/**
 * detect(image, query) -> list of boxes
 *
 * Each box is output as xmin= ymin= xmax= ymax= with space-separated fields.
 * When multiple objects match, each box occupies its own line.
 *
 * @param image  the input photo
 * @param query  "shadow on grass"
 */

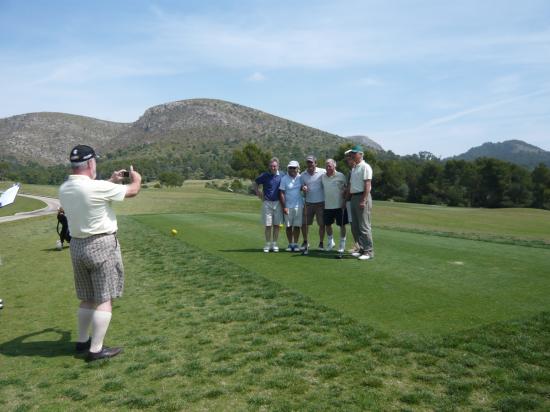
xmin=218 ymin=249 xmax=349 ymax=260
xmin=0 ymin=328 xmax=74 ymax=358
xmin=219 ymin=248 xmax=268 ymax=253
xmin=40 ymin=247 xmax=70 ymax=253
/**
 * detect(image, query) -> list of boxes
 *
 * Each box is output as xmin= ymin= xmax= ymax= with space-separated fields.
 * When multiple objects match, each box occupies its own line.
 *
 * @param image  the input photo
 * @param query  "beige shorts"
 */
xmin=284 ymin=206 xmax=303 ymax=227
xmin=304 ymin=202 xmax=324 ymax=226
xmin=262 ymin=200 xmax=283 ymax=226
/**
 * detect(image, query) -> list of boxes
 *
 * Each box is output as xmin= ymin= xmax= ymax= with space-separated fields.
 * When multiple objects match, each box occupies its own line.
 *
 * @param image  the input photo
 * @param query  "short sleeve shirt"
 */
xmin=59 ymin=175 xmax=127 ymax=238
xmin=321 ymin=171 xmax=347 ymax=209
xmin=301 ymin=167 xmax=326 ymax=203
xmin=255 ymin=171 xmax=281 ymax=201
xmin=279 ymin=174 xmax=303 ymax=208
xmin=350 ymin=161 xmax=373 ymax=194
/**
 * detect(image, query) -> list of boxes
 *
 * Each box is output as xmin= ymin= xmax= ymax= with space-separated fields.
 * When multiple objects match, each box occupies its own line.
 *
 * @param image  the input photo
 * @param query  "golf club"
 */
xmin=335 ymin=206 xmax=345 ymax=259
xmin=301 ymin=200 xmax=309 ymax=256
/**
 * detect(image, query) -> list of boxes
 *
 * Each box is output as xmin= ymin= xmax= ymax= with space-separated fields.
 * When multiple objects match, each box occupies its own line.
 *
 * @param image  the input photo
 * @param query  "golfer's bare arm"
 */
xmin=253 ymin=182 xmax=263 ymax=200
xmin=360 ymin=179 xmax=371 ymax=208
xmin=125 ymin=171 xmax=142 ymax=198
xmin=279 ymin=190 xmax=288 ymax=214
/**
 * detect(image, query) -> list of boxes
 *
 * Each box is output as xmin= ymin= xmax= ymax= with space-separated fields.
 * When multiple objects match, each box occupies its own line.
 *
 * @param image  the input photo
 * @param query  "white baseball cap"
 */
xmin=287 ymin=160 xmax=300 ymax=168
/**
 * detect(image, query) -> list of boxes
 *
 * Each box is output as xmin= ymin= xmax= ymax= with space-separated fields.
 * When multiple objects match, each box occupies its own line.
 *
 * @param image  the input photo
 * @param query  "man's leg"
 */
xmin=292 ymin=226 xmax=301 ymax=244
xmin=264 ymin=226 xmax=272 ymax=243
xmin=350 ymin=196 xmax=361 ymax=251
xmin=339 ymin=223 xmax=347 ymax=239
xmin=316 ymin=204 xmax=325 ymax=247
xmin=338 ymin=209 xmax=347 ymax=252
xmin=80 ymin=300 xmax=113 ymax=353
xmin=359 ymin=195 xmax=374 ymax=256
xmin=285 ymin=226 xmax=293 ymax=244
xmin=77 ymin=302 xmax=95 ymax=345
xmin=272 ymin=224 xmax=280 ymax=243
xmin=301 ymin=203 xmax=310 ymax=249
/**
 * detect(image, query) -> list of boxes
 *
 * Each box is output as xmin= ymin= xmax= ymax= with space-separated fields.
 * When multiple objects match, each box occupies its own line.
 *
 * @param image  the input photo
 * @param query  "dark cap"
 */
xmin=69 ymin=145 xmax=97 ymax=162
xmin=305 ymin=155 xmax=316 ymax=162
xmin=350 ymin=145 xmax=364 ymax=154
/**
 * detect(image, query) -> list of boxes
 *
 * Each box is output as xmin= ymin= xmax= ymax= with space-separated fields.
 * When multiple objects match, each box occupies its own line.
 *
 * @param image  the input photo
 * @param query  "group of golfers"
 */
xmin=253 ymin=145 xmax=374 ymax=261
xmin=56 ymin=142 xmax=373 ymax=363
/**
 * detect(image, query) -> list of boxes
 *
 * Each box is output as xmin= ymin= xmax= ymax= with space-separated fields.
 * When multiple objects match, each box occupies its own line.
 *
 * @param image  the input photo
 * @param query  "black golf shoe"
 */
xmin=75 ymin=338 xmax=91 ymax=354
xmin=86 ymin=346 xmax=122 ymax=362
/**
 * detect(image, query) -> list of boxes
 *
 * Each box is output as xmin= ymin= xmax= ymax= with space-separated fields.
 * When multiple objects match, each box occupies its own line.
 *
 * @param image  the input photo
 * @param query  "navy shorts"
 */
xmin=323 ymin=208 xmax=348 ymax=226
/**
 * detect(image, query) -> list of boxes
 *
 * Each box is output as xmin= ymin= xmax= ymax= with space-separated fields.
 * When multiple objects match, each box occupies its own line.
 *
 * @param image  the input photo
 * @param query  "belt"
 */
xmin=351 ymin=192 xmax=364 ymax=196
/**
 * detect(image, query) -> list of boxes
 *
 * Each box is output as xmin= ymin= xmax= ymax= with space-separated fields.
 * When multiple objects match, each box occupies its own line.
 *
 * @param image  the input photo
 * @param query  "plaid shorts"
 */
xmin=70 ymin=233 xmax=124 ymax=303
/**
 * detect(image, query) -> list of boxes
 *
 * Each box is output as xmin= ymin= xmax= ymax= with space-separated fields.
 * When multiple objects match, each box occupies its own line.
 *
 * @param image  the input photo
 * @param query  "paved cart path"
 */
xmin=0 ymin=194 xmax=60 ymax=223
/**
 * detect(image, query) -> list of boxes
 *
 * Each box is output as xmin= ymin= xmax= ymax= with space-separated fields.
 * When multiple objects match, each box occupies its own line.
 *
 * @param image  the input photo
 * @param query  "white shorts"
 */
xmin=262 ymin=200 xmax=283 ymax=226
xmin=284 ymin=206 xmax=303 ymax=227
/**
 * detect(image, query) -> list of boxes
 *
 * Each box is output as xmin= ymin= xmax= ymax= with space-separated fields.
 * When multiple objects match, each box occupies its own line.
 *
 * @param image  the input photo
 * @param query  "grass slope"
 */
xmin=1 ymin=216 xmax=548 ymax=411
xmin=1 ymin=183 xmax=549 ymax=410
xmin=0 ymin=196 xmax=45 ymax=217
xmin=136 ymin=212 xmax=550 ymax=336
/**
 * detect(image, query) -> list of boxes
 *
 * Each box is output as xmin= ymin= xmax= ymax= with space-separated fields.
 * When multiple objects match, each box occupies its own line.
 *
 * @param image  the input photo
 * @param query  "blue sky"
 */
xmin=1 ymin=0 xmax=549 ymax=157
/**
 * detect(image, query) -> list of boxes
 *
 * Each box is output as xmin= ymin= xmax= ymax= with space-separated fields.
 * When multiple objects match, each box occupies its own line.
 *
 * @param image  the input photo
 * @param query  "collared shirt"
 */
xmin=280 ymin=174 xmax=303 ymax=208
xmin=59 ymin=175 xmax=127 ymax=238
xmin=255 ymin=171 xmax=281 ymax=201
xmin=350 ymin=160 xmax=373 ymax=194
xmin=301 ymin=167 xmax=326 ymax=203
xmin=321 ymin=171 xmax=347 ymax=209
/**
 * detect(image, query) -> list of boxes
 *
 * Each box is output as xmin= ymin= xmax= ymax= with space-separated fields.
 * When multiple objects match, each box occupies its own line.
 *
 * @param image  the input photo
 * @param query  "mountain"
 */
xmin=0 ymin=113 xmax=130 ymax=165
xmin=344 ymin=135 xmax=384 ymax=152
xmin=0 ymin=99 xmax=383 ymax=167
xmin=451 ymin=140 xmax=550 ymax=169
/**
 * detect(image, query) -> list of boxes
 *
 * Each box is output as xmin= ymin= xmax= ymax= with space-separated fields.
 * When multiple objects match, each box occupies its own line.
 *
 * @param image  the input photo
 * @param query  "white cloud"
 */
xmin=247 ymin=72 xmax=266 ymax=82
xmin=357 ymin=77 xmax=383 ymax=87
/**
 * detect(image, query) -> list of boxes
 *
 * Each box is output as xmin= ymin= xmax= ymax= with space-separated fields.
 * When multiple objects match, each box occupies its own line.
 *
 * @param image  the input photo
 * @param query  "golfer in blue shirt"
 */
xmin=253 ymin=157 xmax=283 ymax=252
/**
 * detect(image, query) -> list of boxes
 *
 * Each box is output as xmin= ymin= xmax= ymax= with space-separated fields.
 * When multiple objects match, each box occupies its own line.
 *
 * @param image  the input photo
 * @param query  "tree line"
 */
xmin=1 ymin=142 xmax=550 ymax=210
xmin=230 ymin=143 xmax=550 ymax=210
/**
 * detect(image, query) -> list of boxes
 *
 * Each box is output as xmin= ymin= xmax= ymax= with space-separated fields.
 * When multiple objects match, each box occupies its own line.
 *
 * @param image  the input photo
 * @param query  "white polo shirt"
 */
xmin=350 ymin=161 xmax=373 ymax=194
xmin=301 ymin=167 xmax=326 ymax=203
xmin=59 ymin=175 xmax=127 ymax=238
xmin=321 ymin=171 xmax=347 ymax=209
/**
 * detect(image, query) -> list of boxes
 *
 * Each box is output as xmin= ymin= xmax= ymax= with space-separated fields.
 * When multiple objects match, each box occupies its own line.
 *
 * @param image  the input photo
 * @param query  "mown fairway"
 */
xmin=1 ymin=182 xmax=549 ymax=411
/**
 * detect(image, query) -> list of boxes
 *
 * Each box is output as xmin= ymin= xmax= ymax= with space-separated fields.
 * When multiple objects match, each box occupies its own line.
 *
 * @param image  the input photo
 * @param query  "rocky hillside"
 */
xmin=0 ymin=113 xmax=130 ymax=165
xmin=0 ymin=99 xmax=383 ymax=167
xmin=345 ymin=135 xmax=384 ymax=151
xmin=451 ymin=139 xmax=550 ymax=169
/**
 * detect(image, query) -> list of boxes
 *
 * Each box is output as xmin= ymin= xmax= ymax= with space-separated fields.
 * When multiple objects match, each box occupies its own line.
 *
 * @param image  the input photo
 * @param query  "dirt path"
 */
xmin=0 ymin=194 xmax=60 ymax=223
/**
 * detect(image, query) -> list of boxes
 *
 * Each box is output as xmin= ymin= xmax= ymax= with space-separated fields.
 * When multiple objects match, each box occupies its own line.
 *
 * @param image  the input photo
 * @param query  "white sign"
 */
xmin=0 ymin=183 xmax=20 ymax=207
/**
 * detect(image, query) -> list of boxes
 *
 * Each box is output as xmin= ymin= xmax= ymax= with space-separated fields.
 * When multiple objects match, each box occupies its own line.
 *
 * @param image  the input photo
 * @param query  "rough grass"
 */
xmin=1 ymin=183 xmax=549 ymax=410
xmin=1 ymin=216 xmax=549 ymax=411
xmin=0 ymin=195 xmax=45 ymax=217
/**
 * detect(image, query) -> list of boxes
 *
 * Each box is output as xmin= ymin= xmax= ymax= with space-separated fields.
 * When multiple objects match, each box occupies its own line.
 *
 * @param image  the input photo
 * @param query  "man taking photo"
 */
xmin=59 ymin=145 xmax=141 ymax=361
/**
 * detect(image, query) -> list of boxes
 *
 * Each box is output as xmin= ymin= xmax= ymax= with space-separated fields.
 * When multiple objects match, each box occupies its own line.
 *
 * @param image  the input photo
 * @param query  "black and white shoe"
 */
xmin=86 ymin=346 xmax=122 ymax=362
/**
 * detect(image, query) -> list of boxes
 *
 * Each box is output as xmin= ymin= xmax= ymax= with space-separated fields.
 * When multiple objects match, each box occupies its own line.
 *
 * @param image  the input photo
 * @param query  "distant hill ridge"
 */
xmin=0 ymin=98 xmax=383 ymax=166
xmin=451 ymin=139 xmax=550 ymax=169
xmin=344 ymin=135 xmax=384 ymax=151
